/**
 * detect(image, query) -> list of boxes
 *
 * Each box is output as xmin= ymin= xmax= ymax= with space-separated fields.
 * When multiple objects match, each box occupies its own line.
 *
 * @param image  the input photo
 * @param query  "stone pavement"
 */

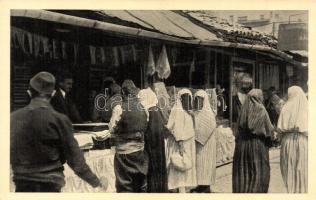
xmin=211 ymin=148 xmax=287 ymax=193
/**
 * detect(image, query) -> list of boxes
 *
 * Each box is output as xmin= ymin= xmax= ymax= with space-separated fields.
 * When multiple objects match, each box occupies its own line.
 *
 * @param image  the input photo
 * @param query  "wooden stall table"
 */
xmin=10 ymin=149 xmax=116 ymax=193
xmin=62 ymin=149 xmax=116 ymax=192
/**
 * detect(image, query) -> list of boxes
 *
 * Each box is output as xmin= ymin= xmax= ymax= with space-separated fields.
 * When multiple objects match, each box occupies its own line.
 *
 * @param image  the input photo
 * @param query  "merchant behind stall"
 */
xmin=109 ymin=79 xmax=149 ymax=192
xmin=10 ymin=72 xmax=108 ymax=192
xmin=50 ymin=72 xmax=83 ymax=123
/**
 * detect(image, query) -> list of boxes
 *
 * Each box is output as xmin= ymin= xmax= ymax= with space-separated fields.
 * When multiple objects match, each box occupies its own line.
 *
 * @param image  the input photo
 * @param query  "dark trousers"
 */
xmin=15 ymin=180 xmax=62 ymax=192
xmin=114 ymin=150 xmax=148 ymax=193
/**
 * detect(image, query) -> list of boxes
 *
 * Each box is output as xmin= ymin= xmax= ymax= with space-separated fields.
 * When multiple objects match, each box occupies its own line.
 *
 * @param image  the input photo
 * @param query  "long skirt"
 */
xmin=280 ymin=132 xmax=308 ymax=193
xmin=196 ymin=133 xmax=216 ymax=185
xmin=145 ymin=109 xmax=168 ymax=192
xmin=166 ymin=135 xmax=197 ymax=190
xmin=232 ymin=133 xmax=270 ymax=193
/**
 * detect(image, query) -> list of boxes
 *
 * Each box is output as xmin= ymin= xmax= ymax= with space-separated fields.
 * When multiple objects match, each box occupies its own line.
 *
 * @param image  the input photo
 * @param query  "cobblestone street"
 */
xmin=212 ymin=148 xmax=287 ymax=193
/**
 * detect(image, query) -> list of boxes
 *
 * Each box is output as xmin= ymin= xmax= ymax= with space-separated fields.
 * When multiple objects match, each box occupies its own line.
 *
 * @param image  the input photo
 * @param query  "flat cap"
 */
xmin=29 ymin=71 xmax=56 ymax=94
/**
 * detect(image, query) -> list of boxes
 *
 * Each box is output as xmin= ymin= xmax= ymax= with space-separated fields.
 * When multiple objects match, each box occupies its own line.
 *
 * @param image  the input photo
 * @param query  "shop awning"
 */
xmin=288 ymin=50 xmax=308 ymax=58
xmin=11 ymin=9 xmax=304 ymax=67
xmin=98 ymin=10 xmax=220 ymax=41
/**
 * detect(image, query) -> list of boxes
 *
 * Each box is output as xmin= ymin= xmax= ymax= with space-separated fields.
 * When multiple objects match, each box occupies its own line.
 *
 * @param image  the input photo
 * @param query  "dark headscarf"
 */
xmin=238 ymin=89 xmax=274 ymax=137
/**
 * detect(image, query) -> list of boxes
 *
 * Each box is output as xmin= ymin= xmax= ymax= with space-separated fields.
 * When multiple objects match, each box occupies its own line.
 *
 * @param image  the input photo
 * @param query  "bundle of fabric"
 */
xmin=74 ymin=133 xmax=94 ymax=150
xmin=214 ymin=126 xmax=235 ymax=165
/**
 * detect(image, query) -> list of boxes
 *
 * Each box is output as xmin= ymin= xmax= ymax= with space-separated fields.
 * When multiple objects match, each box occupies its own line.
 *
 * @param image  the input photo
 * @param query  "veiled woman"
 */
xmin=277 ymin=86 xmax=308 ymax=193
xmin=166 ymin=88 xmax=197 ymax=192
xmin=138 ymin=87 xmax=168 ymax=193
xmin=232 ymin=89 xmax=274 ymax=193
xmin=191 ymin=90 xmax=217 ymax=193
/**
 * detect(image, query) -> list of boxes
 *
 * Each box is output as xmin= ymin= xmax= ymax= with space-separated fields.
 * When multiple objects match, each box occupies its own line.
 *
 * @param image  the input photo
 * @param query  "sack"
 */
xmin=170 ymin=152 xmax=192 ymax=172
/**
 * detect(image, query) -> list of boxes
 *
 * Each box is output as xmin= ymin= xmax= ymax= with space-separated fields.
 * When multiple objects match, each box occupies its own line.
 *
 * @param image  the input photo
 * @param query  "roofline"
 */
xmin=11 ymin=9 xmax=303 ymax=67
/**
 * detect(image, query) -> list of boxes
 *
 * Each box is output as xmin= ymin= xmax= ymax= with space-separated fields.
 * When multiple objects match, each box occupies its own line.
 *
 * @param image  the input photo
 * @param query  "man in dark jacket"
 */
xmin=10 ymin=72 xmax=108 ymax=192
xmin=50 ymin=72 xmax=82 ymax=123
xmin=108 ymin=79 xmax=148 ymax=192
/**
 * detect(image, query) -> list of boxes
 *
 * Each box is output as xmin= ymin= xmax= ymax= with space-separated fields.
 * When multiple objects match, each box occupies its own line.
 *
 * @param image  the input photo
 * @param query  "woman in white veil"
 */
xmin=166 ymin=88 xmax=197 ymax=192
xmin=191 ymin=90 xmax=217 ymax=193
xmin=277 ymin=86 xmax=308 ymax=193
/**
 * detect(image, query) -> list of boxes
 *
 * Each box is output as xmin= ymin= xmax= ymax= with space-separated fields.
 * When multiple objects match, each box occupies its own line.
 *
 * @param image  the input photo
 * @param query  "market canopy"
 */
xmin=11 ymin=9 xmax=304 ymax=67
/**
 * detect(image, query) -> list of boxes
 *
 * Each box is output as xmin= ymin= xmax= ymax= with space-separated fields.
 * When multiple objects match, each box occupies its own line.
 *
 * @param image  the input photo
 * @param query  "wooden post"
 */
xmin=229 ymin=56 xmax=233 ymax=127
xmin=205 ymin=49 xmax=211 ymax=88
xmin=214 ymin=51 xmax=217 ymax=87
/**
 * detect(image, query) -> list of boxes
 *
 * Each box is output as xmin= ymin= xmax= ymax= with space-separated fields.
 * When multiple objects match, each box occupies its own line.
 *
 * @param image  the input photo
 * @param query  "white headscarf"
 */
xmin=138 ymin=87 xmax=158 ymax=121
xmin=194 ymin=90 xmax=217 ymax=145
xmin=167 ymin=88 xmax=195 ymax=141
xmin=278 ymin=86 xmax=308 ymax=133
xmin=138 ymin=87 xmax=158 ymax=110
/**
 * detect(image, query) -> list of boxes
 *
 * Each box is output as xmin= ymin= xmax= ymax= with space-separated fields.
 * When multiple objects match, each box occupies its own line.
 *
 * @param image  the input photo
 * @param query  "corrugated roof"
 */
xmin=98 ymin=10 xmax=221 ymax=41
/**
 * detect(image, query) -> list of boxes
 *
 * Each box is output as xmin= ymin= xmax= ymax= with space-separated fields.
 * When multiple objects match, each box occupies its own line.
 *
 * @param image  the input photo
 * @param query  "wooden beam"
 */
xmin=229 ymin=55 xmax=233 ymax=127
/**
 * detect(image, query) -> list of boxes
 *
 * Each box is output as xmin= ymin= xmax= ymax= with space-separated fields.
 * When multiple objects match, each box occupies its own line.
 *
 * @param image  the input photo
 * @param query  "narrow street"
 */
xmin=212 ymin=148 xmax=287 ymax=193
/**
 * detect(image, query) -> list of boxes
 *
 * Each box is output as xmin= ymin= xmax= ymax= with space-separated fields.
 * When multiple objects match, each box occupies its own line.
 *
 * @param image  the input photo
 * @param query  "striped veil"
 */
xmin=238 ymin=89 xmax=274 ymax=137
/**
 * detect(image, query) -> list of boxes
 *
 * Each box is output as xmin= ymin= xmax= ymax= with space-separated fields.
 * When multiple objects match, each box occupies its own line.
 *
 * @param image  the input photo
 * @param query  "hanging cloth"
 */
xmin=147 ymin=44 xmax=156 ymax=76
xmin=27 ymin=32 xmax=33 ymax=55
xmin=89 ymin=45 xmax=96 ymax=65
xmin=156 ymin=45 xmax=171 ymax=79
xmin=100 ymin=47 xmax=106 ymax=63
xmin=61 ymin=41 xmax=67 ymax=60
xmin=189 ymin=52 xmax=196 ymax=87
xmin=112 ymin=47 xmax=120 ymax=67
xmin=74 ymin=43 xmax=79 ymax=64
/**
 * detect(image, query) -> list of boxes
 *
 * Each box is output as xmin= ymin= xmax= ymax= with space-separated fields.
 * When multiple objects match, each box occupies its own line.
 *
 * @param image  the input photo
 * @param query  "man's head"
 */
xmin=268 ymin=86 xmax=276 ymax=96
xmin=239 ymin=73 xmax=253 ymax=94
xmin=28 ymin=71 xmax=56 ymax=99
xmin=57 ymin=72 xmax=73 ymax=93
xmin=109 ymin=83 xmax=122 ymax=96
xmin=121 ymin=79 xmax=139 ymax=96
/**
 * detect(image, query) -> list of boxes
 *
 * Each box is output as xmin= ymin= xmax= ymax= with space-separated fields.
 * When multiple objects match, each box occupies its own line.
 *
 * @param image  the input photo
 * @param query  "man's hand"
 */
xmin=99 ymin=176 xmax=108 ymax=191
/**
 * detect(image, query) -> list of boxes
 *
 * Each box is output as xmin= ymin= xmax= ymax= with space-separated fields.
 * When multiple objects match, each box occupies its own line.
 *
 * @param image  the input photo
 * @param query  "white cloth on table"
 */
xmin=74 ymin=134 xmax=94 ymax=149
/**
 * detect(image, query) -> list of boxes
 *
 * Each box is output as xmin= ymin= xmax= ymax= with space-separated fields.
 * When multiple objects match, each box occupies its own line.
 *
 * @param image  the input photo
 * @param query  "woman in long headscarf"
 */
xmin=232 ymin=89 xmax=274 ymax=193
xmin=166 ymin=88 xmax=197 ymax=192
xmin=277 ymin=86 xmax=308 ymax=193
xmin=191 ymin=90 xmax=217 ymax=193
xmin=138 ymin=87 xmax=168 ymax=193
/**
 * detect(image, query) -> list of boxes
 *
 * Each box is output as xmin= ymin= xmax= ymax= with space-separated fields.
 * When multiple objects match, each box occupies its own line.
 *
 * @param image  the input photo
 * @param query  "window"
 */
xmin=238 ymin=16 xmax=248 ymax=22
xmin=229 ymin=15 xmax=234 ymax=23
xmin=260 ymin=15 xmax=265 ymax=20
xmin=275 ymin=13 xmax=279 ymax=19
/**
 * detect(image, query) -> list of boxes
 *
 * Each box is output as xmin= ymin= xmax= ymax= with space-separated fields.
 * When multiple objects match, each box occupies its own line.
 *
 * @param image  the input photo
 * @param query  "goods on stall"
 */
xmin=74 ymin=133 xmax=94 ymax=150
xmin=214 ymin=126 xmax=235 ymax=165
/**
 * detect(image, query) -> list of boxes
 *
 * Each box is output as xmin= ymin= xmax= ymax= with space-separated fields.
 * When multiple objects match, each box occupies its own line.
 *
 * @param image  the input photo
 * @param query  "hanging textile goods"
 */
xmin=156 ymin=45 xmax=171 ymax=79
xmin=89 ymin=45 xmax=97 ymax=65
xmin=119 ymin=45 xmax=137 ymax=64
xmin=189 ymin=52 xmax=196 ymax=87
xmin=146 ymin=44 xmax=156 ymax=76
